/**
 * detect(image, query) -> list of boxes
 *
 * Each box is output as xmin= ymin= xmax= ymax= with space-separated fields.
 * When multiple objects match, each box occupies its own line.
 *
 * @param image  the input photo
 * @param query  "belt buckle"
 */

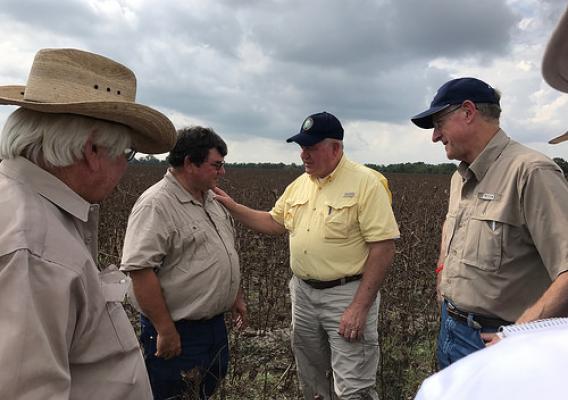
xmin=467 ymin=314 xmax=482 ymax=330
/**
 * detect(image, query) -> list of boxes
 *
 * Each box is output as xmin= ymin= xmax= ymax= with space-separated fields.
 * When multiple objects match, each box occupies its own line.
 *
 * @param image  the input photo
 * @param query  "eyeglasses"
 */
xmin=432 ymin=105 xmax=462 ymax=130
xmin=209 ymin=160 xmax=225 ymax=171
xmin=123 ymin=147 xmax=137 ymax=162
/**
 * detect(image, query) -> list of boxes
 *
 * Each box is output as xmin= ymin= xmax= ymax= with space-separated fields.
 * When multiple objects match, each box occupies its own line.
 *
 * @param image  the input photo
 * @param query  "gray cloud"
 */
xmin=0 ymin=0 xmax=566 ymax=163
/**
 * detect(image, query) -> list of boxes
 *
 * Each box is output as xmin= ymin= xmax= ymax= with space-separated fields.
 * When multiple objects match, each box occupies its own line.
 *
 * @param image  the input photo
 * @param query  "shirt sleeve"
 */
xmin=269 ymin=188 xmax=289 ymax=226
xmin=358 ymin=174 xmax=400 ymax=242
xmin=120 ymin=202 xmax=170 ymax=271
xmin=0 ymin=250 xmax=81 ymax=399
xmin=523 ymin=167 xmax=568 ymax=278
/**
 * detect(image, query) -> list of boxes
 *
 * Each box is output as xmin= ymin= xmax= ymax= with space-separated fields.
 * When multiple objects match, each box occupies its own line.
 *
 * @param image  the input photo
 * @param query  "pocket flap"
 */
xmin=100 ymin=265 xmax=129 ymax=303
xmin=285 ymin=196 xmax=309 ymax=208
xmin=325 ymin=197 xmax=357 ymax=210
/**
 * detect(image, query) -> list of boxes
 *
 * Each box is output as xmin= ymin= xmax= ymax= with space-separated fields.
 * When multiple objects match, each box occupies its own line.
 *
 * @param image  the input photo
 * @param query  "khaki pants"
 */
xmin=289 ymin=276 xmax=380 ymax=400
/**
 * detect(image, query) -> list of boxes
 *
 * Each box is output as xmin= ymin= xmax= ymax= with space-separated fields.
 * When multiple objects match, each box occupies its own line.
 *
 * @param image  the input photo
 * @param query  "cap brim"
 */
xmin=410 ymin=104 xmax=450 ymax=129
xmin=286 ymin=132 xmax=324 ymax=146
xmin=0 ymin=85 xmax=176 ymax=154
xmin=543 ymin=6 xmax=568 ymax=93
xmin=549 ymin=131 xmax=568 ymax=144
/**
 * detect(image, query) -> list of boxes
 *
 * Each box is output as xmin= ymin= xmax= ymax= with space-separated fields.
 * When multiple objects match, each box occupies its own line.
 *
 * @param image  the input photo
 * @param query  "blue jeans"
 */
xmin=140 ymin=314 xmax=229 ymax=400
xmin=437 ymin=300 xmax=498 ymax=369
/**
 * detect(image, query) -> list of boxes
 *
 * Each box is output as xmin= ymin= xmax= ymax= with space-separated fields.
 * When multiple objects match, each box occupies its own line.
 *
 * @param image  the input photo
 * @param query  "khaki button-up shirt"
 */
xmin=0 ymin=157 xmax=151 ymax=400
xmin=270 ymin=156 xmax=400 ymax=281
xmin=121 ymin=170 xmax=240 ymax=321
xmin=440 ymin=130 xmax=568 ymax=321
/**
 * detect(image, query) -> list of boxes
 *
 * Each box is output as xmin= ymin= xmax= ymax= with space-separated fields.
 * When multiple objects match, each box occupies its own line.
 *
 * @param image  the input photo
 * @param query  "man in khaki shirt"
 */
xmin=120 ymin=126 xmax=246 ymax=400
xmin=415 ymin=7 xmax=568 ymax=399
xmin=0 ymin=48 xmax=176 ymax=399
xmin=411 ymin=77 xmax=568 ymax=368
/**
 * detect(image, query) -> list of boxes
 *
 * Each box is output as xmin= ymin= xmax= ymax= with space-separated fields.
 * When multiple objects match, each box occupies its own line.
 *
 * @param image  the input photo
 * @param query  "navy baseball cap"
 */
xmin=411 ymin=78 xmax=500 ymax=129
xmin=286 ymin=111 xmax=344 ymax=146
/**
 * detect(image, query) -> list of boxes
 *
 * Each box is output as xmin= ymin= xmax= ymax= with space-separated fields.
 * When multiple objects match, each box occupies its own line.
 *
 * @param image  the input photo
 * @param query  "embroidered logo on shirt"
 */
xmin=343 ymin=192 xmax=355 ymax=198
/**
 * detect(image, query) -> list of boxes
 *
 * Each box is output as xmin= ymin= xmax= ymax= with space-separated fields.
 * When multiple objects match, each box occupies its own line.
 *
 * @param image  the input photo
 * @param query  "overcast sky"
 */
xmin=1 ymin=0 xmax=567 ymax=164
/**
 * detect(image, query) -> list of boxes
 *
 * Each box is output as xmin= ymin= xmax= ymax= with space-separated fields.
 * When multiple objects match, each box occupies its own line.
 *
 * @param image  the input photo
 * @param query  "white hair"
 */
xmin=323 ymin=138 xmax=344 ymax=150
xmin=0 ymin=108 xmax=132 ymax=167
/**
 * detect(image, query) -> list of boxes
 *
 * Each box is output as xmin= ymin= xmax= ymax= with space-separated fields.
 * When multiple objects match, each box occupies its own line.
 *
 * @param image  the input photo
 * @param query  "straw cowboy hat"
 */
xmin=543 ymin=7 xmax=568 ymax=144
xmin=0 ymin=48 xmax=176 ymax=154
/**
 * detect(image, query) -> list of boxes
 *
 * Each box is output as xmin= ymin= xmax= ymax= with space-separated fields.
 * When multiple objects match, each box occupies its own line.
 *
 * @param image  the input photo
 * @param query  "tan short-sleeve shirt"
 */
xmin=121 ymin=170 xmax=240 ymax=321
xmin=0 ymin=157 xmax=151 ymax=400
xmin=440 ymin=130 xmax=568 ymax=321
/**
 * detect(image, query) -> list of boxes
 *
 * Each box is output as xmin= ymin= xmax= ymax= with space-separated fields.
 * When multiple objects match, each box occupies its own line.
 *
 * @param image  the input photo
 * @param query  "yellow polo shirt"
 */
xmin=270 ymin=156 xmax=400 ymax=281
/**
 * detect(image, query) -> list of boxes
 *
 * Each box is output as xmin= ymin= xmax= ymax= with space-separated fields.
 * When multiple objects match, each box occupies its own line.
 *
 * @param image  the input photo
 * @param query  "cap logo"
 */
xmin=302 ymin=117 xmax=313 ymax=131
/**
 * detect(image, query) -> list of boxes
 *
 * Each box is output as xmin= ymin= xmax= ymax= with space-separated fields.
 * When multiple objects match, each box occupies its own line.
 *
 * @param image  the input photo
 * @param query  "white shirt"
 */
xmin=415 ymin=325 xmax=568 ymax=400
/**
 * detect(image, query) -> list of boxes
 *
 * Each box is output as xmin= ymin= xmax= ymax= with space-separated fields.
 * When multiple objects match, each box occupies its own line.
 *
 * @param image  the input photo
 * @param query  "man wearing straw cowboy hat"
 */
xmin=0 ymin=48 xmax=176 ymax=399
xmin=414 ymin=5 xmax=568 ymax=400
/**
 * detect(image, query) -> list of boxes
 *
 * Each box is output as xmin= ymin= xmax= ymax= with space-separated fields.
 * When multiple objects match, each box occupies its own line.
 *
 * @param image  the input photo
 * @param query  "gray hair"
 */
xmin=0 ymin=108 xmax=132 ymax=167
xmin=323 ymin=138 xmax=344 ymax=150
xmin=476 ymin=88 xmax=502 ymax=122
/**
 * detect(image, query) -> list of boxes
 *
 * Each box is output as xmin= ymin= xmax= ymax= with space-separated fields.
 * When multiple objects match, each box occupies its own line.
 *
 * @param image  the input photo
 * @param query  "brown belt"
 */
xmin=446 ymin=303 xmax=512 ymax=330
xmin=302 ymin=274 xmax=362 ymax=290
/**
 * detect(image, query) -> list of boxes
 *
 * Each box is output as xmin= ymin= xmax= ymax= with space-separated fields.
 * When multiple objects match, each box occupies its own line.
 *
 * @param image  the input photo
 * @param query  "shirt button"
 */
xmin=304 ymin=250 xmax=307 ymax=254
xmin=312 ymin=208 xmax=316 ymax=211
xmin=307 ymin=228 xmax=310 ymax=232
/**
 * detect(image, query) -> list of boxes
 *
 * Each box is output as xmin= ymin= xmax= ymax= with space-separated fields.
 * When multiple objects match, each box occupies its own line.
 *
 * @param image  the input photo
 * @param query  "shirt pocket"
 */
xmin=443 ymin=214 xmax=457 ymax=257
xmin=284 ymin=196 xmax=309 ymax=233
xmin=177 ymin=223 xmax=212 ymax=273
xmin=98 ymin=267 xmax=140 ymax=352
xmin=323 ymin=198 xmax=358 ymax=239
xmin=462 ymin=209 xmax=510 ymax=272
xmin=105 ymin=301 xmax=140 ymax=352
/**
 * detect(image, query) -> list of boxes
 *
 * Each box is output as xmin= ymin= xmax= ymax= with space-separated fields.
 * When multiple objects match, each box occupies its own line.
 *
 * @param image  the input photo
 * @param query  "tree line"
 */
xmin=132 ymin=155 xmax=568 ymax=176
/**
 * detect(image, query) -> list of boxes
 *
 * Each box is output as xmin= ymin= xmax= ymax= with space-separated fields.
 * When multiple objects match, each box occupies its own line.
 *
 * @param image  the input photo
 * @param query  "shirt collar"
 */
xmin=0 ymin=157 xmax=92 ymax=222
xmin=309 ymin=154 xmax=347 ymax=185
xmin=165 ymin=169 xmax=212 ymax=206
xmin=458 ymin=129 xmax=509 ymax=182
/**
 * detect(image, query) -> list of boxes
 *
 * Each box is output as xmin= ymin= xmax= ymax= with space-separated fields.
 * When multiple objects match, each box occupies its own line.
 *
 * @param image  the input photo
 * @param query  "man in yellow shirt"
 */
xmin=214 ymin=111 xmax=399 ymax=400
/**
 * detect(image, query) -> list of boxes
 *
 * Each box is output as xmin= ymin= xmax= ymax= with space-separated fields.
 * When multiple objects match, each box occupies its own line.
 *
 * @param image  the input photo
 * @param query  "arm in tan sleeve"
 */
xmin=0 ymin=251 xmax=75 ymax=399
xmin=436 ymin=218 xmax=449 ymax=304
xmin=212 ymin=187 xmax=286 ymax=235
xmin=516 ymin=167 xmax=568 ymax=322
xmin=129 ymin=269 xmax=181 ymax=359
xmin=337 ymin=239 xmax=395 ymax=341
xmin=516 ymin=271 xmax=568 ymax=323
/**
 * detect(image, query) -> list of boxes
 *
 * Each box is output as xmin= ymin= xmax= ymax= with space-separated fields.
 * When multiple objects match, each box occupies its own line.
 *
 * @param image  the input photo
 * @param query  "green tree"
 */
xmin=553 ymin=157 xmax=568 ymax=175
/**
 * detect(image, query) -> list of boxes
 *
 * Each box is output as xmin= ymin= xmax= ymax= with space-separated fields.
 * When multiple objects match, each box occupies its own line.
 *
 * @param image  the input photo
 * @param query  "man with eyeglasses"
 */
xmin=120 ymin=126 xmax=246 ymax=400
xmin=0 ymin=48 xmax=176 ymax=399
xmin=411 ymin=77 xmax=568 ymax=368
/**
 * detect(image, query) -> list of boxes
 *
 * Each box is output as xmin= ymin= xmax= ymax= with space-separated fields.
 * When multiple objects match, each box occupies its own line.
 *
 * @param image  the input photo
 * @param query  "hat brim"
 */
xmin=549 ymin=131 xmax=568 ymax=144
xmin=0 ymin=85 xmax=176 ymax=154
xmin=410 ymin=104 xmax=451 ymax=129
xmin=286 ymin=132 xmax=324 ymax=146
xmin=543 ymin=6 xmax=568 ymax=93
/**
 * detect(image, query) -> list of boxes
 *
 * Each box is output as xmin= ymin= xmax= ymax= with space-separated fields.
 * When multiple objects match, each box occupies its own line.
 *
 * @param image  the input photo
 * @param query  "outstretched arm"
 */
xmin=213 ymin=187 xmax=286 ymax=235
